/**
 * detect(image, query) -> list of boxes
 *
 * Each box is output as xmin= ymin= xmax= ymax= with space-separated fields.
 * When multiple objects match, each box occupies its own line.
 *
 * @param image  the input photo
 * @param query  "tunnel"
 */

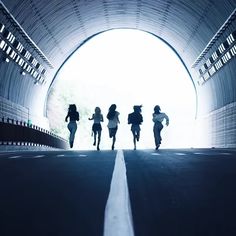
xmin=1 ymin=1 xmax=236 ymax=235
xmin=0 ymin=0 xmax=236 ymax=148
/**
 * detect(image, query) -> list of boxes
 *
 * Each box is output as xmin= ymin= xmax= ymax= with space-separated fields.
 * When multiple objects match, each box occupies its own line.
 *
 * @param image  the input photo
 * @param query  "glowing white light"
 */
xmin=49 ymin=29 xmax=196 ymax=150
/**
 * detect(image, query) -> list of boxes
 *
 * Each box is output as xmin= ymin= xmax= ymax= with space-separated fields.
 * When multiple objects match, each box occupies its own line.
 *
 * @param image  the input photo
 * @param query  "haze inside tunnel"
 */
xmin=47 ymin=29 xmax=197 ymax=150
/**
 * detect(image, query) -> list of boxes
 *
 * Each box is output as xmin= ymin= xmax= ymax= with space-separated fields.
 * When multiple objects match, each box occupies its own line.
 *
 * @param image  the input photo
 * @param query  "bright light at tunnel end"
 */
xmin=47 ymin=29 xmax=197 ymax=150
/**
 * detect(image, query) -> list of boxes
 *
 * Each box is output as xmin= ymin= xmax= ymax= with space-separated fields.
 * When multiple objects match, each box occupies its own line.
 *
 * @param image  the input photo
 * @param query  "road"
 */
xmin=0 ymin=148 xmax=236 ymax=236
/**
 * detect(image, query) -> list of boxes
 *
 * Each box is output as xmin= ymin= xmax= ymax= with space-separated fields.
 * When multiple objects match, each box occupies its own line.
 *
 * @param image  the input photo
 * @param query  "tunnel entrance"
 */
xmin=47 ymin=29 xmax=197 ymax=150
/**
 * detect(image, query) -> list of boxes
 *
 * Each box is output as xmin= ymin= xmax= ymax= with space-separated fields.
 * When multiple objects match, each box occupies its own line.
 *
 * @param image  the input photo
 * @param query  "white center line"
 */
xmin=103 ymin=150 xmax=134 ymax=236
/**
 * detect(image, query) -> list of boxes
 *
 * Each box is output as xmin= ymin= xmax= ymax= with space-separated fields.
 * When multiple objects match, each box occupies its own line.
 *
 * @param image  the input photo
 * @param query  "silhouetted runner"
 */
xmin=152 ymin=105 xmax=169 ymax=150
xmin=88 ymin=107 xmax=104 ymax=150
xmin=107 ymin=104 xmax=120 ymax=150
xmin=65 ymin=104 xmax=79 ymax=148
xmin=128 ymin=105 xmax=143 ymax=150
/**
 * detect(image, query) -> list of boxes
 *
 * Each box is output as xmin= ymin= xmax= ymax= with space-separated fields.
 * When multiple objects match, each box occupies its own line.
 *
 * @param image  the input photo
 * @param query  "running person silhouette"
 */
xmin=88 ymin=107 xmax=104 ymax=150
xmin=65 ymin=104 xmax=80 ymax=148
xmin=128 ymin=105 xmax=143 ymax=150
xmin=107 ymin=104 xmax=120 ymax=150
xmin=152 ymin=105 xmax=169 ymax=150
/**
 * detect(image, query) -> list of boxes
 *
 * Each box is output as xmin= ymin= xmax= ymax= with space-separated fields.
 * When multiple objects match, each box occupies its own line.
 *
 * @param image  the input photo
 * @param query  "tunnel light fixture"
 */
xmin=36 ymin=74 xmax=41 ymax=81
xmin=215 ymin=59 xmax=223 ymax=70
xmin=39 ymin=76 xmax=44 ymax=83
xmin=0 ymin=23 xmax=5 ymax=33
xmin=7 ymin=32 xmax=15 ymax=44
xmin=0 ymin=39 xmax=6 ymax=49
xmin=33 ymin=71 xmax=38 ymax=78
xmin=14 ymin=41 xmax=24 ymax=53
xmin=37 ymin=75 xmax=42 ymax=82
xmin=34 ymin=75 xmax=45 ymax=85
xmin=206 ymin=58 xmax=212 ymax=68
xmin=23 ymin=62 xmax=28 ymax=70
xmin=200 ymin=64 xmax=206 ymax=73
xmin=2 ymin=43 xmax=7 ymax=51
xmin=5 ymin=46 xmax=11 ymax=55
xmin=209 ymin=65 xmax=216 ymax=76
xmin=30 ymin=68 xmax=35 ymax=75
xmin=222 ymin=51 xmax=232 ymax=64
xmin=24 ymin=51 xmax=31 ymax=60
xmin=227 ymin=33 xmax=235 ymax=45
xmin=26 ymin=65 xmax=32 ymax=72
xmin=218 ymin=43 xmax=226 ymax=54
xmin=32 ymin=58 xmax=38 ymax=67
xmin=203 ymin=72 xmax=210 ymax=81
xmin=18 ymin=58 xmax=25 ymax=67
xmin=230 ymin=45 xmax=236 ymax=56
xmin=0 ymin=22 xmax=48 ymax=86
xmin=197 ymin=29 xmax=236 ymax=86
xmin=212 ymin=51 xmax=219 ymax=61
xmin=9 ymin=50 xmax=17 ymax=59
xmin=38 ymin=64 xmax=43 ymax=72
xmin=15 ymin=55 xmax=20 ymax=63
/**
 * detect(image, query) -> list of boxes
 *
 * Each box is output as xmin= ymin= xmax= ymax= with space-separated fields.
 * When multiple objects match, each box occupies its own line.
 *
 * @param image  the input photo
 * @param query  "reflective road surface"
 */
xmin=0 ymin=148 xmax=236 ymax=236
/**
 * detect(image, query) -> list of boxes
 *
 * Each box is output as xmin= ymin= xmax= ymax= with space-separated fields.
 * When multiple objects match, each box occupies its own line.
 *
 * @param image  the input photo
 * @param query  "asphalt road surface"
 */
xmin=0 ymin=148 xmax=236 ymax=236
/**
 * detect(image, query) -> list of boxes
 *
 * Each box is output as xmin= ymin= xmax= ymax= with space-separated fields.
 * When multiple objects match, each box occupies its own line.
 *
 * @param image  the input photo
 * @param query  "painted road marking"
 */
xmin=151 ymin=153 xmax=160 ymax=156
xmin=79 ymin=154 xmax=87 ymax=157
xmin=33 ymin=155 xmax=45 ymax=158
xmin=175 ymin=153 xmax=186 ymax=156
xmin=221 ymin=153 xmax=232 ymax=155
xmin=56 ymin=154 xmax=65 ymax=157
xmin=193 ymin=152 xmax=232 ymax=156
xmin=103 ymin=150 xmax=134 ymax=236
xmin=8 ymin=156 xmax=21 ymax=159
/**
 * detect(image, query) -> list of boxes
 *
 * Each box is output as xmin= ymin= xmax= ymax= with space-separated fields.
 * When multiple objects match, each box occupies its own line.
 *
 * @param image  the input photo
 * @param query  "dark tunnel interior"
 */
xmin=0 ymin=0 xmax=236 ymax=148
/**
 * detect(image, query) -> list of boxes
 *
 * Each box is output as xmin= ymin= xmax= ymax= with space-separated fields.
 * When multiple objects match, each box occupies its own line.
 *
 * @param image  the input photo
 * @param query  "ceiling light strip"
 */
xmin=192 ymin=8 xmax=236 ymax=68
xmin=0 ymin=1 xmax=54 ymax=69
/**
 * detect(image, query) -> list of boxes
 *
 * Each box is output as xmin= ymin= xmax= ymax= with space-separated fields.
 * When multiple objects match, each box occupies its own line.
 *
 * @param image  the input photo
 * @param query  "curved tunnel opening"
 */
xmin=47 ymin=29 xmax=198 ymax=150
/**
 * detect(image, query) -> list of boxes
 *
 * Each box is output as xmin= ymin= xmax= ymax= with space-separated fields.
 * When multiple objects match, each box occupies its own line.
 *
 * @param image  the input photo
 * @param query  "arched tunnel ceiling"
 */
xmin=2 ymin=0 xmax=235 ymax=71
xmin=0 ymin=0 xmax=236 ymax=120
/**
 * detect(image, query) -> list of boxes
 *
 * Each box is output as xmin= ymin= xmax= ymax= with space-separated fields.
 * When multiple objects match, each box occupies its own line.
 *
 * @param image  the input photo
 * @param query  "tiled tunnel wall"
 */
xmin=0 ymin=0 xmax=236 ymax=148
xmin=0 ymin=96 xmax=49 ymax=129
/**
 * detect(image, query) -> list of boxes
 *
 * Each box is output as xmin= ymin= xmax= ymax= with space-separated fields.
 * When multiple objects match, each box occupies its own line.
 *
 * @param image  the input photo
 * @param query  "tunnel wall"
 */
xmin=0 ymin=0 xmax=236 ymax=147
xmin=194 ymin=16 xmax=236 ymax=147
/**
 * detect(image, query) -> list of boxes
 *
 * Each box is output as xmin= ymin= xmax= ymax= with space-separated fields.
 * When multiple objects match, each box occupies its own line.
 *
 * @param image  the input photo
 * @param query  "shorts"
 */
xmin=131 ymin=124 xmax=140 ymax=133
xmin=92 ymin=123 xmax=102 ymax=132
xmin=108 ymin=126 xmax=118 ymax=138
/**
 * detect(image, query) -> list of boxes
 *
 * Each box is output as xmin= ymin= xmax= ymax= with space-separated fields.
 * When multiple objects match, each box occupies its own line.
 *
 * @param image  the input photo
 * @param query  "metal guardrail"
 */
xmin=0 ymin=117 xmax=68 ymax=149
